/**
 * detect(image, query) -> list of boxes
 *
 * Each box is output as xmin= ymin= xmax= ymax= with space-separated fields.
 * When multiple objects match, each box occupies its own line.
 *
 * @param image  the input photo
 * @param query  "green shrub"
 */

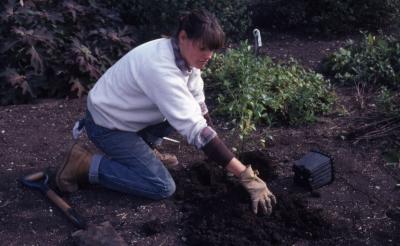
xmin=204 ymin=42 xmax=334 ymax=134
xmin=320 ymin=33 xmax=400 ymax=88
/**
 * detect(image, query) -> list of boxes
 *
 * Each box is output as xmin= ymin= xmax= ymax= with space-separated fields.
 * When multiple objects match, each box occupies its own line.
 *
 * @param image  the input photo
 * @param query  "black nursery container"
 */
xmin=293 ymin=150 xmax=335 ymax=190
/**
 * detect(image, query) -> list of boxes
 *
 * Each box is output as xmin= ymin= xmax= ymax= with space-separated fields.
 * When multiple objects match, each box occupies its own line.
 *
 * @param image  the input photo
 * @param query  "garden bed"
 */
xmin=1 ymin=33 xmax=399 ymax=245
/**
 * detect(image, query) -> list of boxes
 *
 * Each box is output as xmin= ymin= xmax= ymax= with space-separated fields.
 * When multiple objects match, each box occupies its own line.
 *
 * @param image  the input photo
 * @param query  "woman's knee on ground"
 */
xmin=154 ymin=178 xmax=176 ymax=200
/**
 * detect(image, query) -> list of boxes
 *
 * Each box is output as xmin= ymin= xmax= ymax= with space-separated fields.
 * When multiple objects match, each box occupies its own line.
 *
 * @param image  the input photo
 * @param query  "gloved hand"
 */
xmin=239 ymin=165 xmax=277 ymax=215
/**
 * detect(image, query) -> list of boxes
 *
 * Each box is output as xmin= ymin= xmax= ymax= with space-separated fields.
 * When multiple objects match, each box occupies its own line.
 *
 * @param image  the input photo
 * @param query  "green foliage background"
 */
xmin=321 ymin=33 xmax=400 ymax=88
xmin=322 ymin=33 xmax=400 ymax=149
xmin=0 ymin=0 xmax=137 ymax=105
xmin=123 ymin=0 xmax=251 ymax=41
xmin=0 ymin=0 xmax=251 ymax=105
xmin=252 ymin=0 xmax=400 ymax=34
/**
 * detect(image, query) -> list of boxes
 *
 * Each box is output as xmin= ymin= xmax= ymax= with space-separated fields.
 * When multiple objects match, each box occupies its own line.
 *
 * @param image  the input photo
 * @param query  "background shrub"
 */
xmin=0 ymin=0 xmax=137 ymax=105
xmin=0 ymin=0 xmax=251 ymax=105
xmin=320 ymin=33 xmax=400 ymax=88
xmin=321 ymin=33 xmax=400 ymax=146
xmin=251 ymin=0 xmax=400 ymax=35
xmin=203 ymin=42 xmax=335 ymax=134
xmin=122 ymin=0 xmax=251 ymax=41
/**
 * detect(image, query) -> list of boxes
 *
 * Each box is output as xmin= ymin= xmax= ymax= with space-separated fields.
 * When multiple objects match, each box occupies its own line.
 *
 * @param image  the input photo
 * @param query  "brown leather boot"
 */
xmin=56 ymin=144 xmax=92 ymax=192
xmin=153 ymin=149 xmax=179 ymax=168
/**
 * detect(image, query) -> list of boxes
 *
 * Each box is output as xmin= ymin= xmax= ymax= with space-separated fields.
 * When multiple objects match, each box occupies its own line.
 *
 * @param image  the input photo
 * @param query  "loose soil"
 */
xmin=1 ymin=33 xmax=400 ymax=245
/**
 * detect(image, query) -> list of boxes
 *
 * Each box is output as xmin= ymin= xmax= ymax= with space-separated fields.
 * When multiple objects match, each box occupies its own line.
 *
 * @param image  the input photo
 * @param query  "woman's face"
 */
xmin=178 ymin=31 xmax=213 ymax=69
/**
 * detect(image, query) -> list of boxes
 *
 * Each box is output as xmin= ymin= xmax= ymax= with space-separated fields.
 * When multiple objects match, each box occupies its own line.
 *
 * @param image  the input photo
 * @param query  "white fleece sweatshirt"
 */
xmin=87 ymin=38 xmax=211 ymax=148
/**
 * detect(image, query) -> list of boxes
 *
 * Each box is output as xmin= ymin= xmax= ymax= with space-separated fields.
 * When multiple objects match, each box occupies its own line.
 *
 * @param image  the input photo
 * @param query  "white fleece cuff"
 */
xmin=194 ymin=126 xmax=217 ymax=149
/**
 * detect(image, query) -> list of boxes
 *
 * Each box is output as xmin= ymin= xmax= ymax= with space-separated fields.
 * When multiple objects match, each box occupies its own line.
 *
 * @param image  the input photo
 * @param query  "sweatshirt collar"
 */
xmin=171 ymin=37 xmax=191 ymax=75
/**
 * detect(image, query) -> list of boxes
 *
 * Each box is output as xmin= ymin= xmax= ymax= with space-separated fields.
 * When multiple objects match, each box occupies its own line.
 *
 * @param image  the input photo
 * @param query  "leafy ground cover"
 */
xmin=1 ymin=33 xmax=400 ymax=245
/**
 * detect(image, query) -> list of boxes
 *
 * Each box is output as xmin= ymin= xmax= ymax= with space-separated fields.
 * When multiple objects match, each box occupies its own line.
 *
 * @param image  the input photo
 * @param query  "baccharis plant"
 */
xmin=204 ymin=41 xmax=334 ymax=152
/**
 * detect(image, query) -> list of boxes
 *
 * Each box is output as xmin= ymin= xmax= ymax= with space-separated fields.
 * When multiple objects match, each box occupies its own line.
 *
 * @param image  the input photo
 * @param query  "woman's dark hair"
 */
xmin=175 ymin=9 xmax=225 ymax=50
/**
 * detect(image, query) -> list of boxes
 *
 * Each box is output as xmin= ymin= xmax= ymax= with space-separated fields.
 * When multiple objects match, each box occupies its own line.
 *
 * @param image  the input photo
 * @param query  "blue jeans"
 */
xmin=84 ymin=111 xmax=176 ymax=200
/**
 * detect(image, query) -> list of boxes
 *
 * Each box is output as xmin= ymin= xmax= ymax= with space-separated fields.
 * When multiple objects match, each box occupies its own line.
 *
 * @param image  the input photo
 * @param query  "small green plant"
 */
xmin=376 ymin=86 xmax=400 ymax=115
xmin=383 ymin=150 xmax=400 ymax=166
xmin=204 ymin=41 xmax=334 ymax=146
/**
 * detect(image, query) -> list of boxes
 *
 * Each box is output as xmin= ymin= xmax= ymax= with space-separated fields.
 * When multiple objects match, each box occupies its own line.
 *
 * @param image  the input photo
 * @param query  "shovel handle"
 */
xmin=24 ymin=171 xmax=46 ymax=181
xmin=21 ymin=171 xmax=87 ymax=229
xmin=45 ymin=189 xmax=87 ymax=230
xmin=46 ymin=189 xmax=72 ymax=212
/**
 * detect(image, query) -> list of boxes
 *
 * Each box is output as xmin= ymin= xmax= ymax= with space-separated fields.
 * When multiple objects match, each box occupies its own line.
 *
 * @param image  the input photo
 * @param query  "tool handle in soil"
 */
xmin=65 ymin=208 xmax=88 ymax=230
xmin=46 ymin=189 xmax=87 ymax=229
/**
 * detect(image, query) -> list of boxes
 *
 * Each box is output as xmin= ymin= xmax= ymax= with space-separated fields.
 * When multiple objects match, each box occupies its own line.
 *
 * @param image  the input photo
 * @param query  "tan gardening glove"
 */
xmin=239 ymin=165 xmax=277 ymax=215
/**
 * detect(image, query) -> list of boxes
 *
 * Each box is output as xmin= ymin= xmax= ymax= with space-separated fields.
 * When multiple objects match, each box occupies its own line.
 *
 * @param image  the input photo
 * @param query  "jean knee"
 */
xmin=156 ymin=178 xmax=176 ymax=199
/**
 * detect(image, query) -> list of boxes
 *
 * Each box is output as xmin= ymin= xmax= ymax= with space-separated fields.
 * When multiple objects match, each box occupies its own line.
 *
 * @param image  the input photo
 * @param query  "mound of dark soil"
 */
xmin=172 ymin=151 xmax=340 ymax=245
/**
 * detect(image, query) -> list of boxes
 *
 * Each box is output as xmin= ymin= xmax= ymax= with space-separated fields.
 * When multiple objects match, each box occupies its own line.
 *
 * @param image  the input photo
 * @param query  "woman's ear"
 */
xmin=178 ymin=30 xmax=188 ymax=43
